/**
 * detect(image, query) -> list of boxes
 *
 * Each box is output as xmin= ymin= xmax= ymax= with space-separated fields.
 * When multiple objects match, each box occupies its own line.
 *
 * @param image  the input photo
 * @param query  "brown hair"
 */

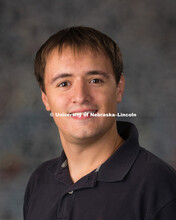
xmin=34 ymin=26 xmax=123 ymax=92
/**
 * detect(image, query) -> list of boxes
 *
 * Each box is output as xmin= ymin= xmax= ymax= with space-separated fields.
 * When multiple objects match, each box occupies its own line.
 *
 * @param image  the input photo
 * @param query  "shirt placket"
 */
xmin=56 ymin=166 xmax=98 ymax=220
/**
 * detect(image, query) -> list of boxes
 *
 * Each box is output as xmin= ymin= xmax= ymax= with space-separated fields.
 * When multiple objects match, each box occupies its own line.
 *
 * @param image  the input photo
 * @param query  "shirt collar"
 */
xmin=49 ymin=121 xmax=140 ymax=183
xmin=97 ymin=121 xmax=140 ymax=182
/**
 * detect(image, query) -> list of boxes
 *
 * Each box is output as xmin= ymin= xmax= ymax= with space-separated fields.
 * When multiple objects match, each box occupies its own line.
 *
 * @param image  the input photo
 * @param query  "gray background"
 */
xmin=0 ymin=0 xmax=176 ymax=219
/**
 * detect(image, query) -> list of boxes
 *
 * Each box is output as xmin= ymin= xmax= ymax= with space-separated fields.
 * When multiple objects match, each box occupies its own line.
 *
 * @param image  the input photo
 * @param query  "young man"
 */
xmin=24 ymin=26 xmax=176 ymax=220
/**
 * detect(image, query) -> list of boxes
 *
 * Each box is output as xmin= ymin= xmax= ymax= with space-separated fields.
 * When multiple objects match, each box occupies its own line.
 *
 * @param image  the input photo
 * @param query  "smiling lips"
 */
xmin=69 ymin=109 xmax=98 ymax=119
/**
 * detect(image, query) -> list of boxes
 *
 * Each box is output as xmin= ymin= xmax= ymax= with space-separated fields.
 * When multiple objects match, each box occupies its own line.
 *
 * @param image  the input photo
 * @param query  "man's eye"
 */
xmin=57 ymin=82 xmax=70 ymax=87
xmin=90 ymin=79 xmax=103 ymax=84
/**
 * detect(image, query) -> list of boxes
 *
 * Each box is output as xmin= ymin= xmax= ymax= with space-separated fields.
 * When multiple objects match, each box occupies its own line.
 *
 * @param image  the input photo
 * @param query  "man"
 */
xmin=24 ymin=26 xmax=176 ymax=220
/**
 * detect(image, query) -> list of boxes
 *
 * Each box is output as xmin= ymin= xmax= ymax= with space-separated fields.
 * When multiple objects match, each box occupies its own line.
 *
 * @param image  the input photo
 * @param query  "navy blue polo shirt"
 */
xmin=23 ymin=121 xmax=176 ymax=220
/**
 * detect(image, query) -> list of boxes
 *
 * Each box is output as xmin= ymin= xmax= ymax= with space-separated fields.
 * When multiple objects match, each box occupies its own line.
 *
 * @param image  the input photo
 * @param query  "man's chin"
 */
xmin=64 ymin=130 xmax=101 ymax=145
xmin=72 ymin=131 xmax=98 ymax=141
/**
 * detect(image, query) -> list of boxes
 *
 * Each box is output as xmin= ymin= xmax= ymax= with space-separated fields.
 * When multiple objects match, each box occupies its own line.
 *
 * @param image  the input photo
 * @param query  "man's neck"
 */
xmin=59 ymin=124 xmax=123 ymax=183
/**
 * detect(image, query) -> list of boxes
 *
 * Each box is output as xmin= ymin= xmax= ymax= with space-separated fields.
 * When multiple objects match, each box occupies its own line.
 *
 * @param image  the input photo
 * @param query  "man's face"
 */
xmin=42 ymin=47 xmax=124 ymax=144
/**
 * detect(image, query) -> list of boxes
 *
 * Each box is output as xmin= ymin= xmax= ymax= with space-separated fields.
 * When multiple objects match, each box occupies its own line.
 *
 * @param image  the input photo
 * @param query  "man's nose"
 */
xmin=71 ymin=80 xmax=90 ymax=104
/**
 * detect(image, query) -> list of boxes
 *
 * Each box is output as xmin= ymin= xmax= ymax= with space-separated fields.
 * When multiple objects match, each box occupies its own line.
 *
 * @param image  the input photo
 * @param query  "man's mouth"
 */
xmin=69 ymin=110 xmax=98 ymax=118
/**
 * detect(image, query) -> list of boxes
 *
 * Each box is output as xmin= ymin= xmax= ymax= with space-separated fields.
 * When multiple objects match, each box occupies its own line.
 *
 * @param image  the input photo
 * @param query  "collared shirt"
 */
xmin=23 ymin=121 xmax=176 ymax=220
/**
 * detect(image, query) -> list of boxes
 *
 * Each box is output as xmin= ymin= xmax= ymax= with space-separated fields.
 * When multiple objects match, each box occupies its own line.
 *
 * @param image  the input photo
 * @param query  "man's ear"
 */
xmin=116 ymin=74 xmax=125 ymax=103
xmin=41 ymin=90 xmax=51 ymax=111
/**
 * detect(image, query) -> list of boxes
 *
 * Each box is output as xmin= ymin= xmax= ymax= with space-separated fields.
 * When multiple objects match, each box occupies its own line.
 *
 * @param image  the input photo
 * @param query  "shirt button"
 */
xmin=68 ymin=190 xmax=74 ymax=194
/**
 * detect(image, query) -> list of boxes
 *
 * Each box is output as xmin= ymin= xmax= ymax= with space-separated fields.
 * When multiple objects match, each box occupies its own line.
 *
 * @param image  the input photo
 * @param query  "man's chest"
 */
xmin=26 ymin=181 xmax=145 ymax=220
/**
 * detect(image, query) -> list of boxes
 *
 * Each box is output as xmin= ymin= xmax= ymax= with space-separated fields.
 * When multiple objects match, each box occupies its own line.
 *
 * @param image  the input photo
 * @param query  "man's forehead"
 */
xmin=47 ymin=45 xmax=107 ymax=60
xmin=44 ymin=45 xmax=115 ymax=85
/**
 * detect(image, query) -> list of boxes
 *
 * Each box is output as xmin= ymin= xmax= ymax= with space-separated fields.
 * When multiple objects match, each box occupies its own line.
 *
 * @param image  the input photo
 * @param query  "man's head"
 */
xmin=34 ymin=26 xmax=123 ymax=93
xmin=35 ymin=26 xmax=125 ymax=144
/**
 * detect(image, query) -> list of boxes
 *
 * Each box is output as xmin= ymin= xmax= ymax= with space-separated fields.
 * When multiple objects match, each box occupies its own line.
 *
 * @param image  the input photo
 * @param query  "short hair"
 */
xmin=34 ymin=26 xmax=123 ymax=93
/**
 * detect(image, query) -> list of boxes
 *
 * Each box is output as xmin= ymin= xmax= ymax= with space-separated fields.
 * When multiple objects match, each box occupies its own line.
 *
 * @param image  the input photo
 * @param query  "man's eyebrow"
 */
xmin=86 ymin=71 xmax=110 ymax=79
xmin=50 ymin=73 xmax=72 ymax=84
xmin=50 ymin=71 xmax=110 ymax=84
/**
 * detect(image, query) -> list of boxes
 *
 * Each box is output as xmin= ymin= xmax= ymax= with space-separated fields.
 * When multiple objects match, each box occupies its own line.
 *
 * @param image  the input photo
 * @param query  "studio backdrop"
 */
xmin=0 ymin=0 xmax=176 ymax=219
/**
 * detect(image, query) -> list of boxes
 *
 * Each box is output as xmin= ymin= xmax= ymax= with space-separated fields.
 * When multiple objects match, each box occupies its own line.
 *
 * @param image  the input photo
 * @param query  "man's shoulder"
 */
xmin=130 ymin=147 xmax=176 ymax=217
xmin=29 ymin=157 xmax=61 ymax=181
xmin=135 ymin=147 xmax=176 ymax=189
xmin=138 ymin=147 xmax=176 ymax=175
